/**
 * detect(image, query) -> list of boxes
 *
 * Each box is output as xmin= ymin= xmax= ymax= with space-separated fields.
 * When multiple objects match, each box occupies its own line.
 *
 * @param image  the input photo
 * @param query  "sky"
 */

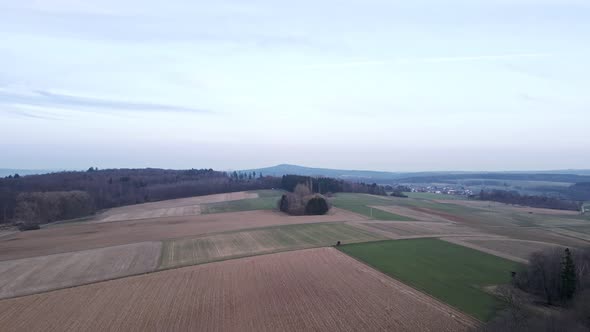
xmin=1 ymin=0 xmax=589 ymax=172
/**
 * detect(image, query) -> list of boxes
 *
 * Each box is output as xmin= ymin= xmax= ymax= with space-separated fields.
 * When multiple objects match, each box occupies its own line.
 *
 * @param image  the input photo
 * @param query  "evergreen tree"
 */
xmin=561 ymin=248 xmax=577 ymax=301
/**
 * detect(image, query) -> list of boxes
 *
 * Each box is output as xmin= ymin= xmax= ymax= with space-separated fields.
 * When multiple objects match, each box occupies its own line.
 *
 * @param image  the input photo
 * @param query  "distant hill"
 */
xmin=242 ymin=164 xmax=476 ymax=182
xmin=242 ymin=164 xmax=590 ymax=184
xmin=0 ymin=168 xmax=57 ymax=177
xmin=242 ymin=164 xmax=400 ymax=181
xmin=396 ymin=173 xmax=590 ymax=184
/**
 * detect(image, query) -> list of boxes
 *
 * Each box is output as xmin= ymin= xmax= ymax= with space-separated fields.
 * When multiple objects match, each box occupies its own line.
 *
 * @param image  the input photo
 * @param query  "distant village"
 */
xmin=404 ymin=185 xmax=474 ymax=197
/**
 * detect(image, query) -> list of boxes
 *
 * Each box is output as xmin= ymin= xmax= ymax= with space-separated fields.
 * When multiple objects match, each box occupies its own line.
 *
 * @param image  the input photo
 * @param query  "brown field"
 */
xmin=0 ymin=248 xmax=476 ymax=332
xmin=0 ymin=242 xmax=161 ymax=300
xmin=96 ymin=192 xmax=258 ymax=223
xmin=442 ymin=237 xmax=563 ymax=263
xmin=435 ymin=199 xmax=580 ymax=216
xmin=371 ymin=205 xmax=450 ymax=221
xmin=360 ymin=221 xmax=484 ymax=239
xmin=0 ymin=208 xmax=366 ymax=261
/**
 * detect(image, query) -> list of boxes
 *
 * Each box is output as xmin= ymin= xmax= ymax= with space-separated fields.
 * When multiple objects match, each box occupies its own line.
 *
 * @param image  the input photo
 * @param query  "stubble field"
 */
xmin=360 ymin=221 xmax=484 ymax=238
xmin=370 ymin=205 xmax=450 ymax=222
xmin=95 ymin=191 xmax=259 ymax=223
xmin=0 ymin=241 xmax=161 ymax=299
xmin=159 ymin=223 xmax=384 ymax=269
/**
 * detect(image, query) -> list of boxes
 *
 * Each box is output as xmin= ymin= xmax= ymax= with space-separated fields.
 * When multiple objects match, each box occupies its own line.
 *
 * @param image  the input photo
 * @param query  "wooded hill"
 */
xmin=0 ymin=169 xmax=388 ymax=225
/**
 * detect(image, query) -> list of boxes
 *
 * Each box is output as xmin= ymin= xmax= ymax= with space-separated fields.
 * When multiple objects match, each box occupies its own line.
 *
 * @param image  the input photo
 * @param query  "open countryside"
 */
xmin=1 ymin=171 xmax=589 ymax=330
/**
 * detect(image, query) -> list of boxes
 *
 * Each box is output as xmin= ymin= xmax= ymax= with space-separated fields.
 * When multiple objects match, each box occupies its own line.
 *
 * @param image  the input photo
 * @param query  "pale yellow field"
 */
xmin=96 ymin=191 xmax=259 ymax=223
xmin=371 ymin=205 xmax=451 ymax=221
xmin=0 ymin=248 xmax=476 ymax=332
xmin=0 ymin=242 xmax=161 ymax=299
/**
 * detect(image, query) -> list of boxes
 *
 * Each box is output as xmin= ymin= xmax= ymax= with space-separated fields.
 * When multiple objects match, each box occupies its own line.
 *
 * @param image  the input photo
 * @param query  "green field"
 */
xmin=159 ymin=223 xmax=385 ymax=269
xmin=338 ymin=239 xmax=522 ymax=321
xmin=201 ymin=191 xmax=283 ymax=214
xmin=331 ymin=193 xmax=411 ymax=220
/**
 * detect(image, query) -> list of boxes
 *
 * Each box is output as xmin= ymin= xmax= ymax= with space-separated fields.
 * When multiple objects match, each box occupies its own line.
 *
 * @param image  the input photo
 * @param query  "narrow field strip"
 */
xmin=362 ymin=221 xmax=483 ymax=238
xmin=442 ymin=237 xmax=564 ymax=263
xmin=370 ymin=205 xmax=450 ymax=221
xmin=159 ymin=223 xmax=385 ymax=269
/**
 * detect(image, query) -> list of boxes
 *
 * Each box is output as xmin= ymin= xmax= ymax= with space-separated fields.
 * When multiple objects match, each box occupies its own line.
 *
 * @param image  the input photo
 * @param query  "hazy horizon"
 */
xmin=1 ymin=0 xmax=589 ymax=171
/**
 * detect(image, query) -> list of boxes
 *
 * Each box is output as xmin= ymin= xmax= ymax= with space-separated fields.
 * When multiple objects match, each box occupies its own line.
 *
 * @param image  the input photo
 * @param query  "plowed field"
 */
xmin=0 ymin=248 xmax=476 ymax=332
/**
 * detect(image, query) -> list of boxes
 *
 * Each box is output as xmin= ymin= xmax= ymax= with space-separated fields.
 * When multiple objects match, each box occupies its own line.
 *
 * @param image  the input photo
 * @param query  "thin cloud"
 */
xmin=4 ymin=109 xmax=58 ymax=120
xmin=296 ymin=53 xmax=552 ymax=69
xmin=0 ymin=89 xmax=210 ymax=114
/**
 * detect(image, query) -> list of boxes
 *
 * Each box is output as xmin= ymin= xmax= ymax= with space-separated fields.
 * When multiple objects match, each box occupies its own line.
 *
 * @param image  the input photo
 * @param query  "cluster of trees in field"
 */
xmin=479 ymin=247 xmax=590 ymax=331
xmin=278 ymin=184 xmax=330 ymax=216
xmin=280 ymin=175 xmax=387 ymax=196
xmin=384 ymin=185 xmax=410 ymax=197
xmin=476 ymin=190 xmax=582 ymax=211
xmin=0 ymin=168 xmax=281 ymax=225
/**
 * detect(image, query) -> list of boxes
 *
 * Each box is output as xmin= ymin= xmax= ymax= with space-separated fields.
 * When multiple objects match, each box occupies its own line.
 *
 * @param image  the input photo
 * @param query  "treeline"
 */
xmin=15 ymin=191 xmax=95 ymax=224
xmin=398 ymin=173 xmax=590 ymax=184
xmin=479 ymin=247 xmax=590 ymax=331
xmin=0 ymin=169 xmax=388 ymax=225
xmin=476 ymin=190 xmax=582 ymax=211
xmin=0 ymin=168 xmax=280 ymax=224
xmin=566 ymin=182 xmax=590 ymax=201
xmin=280 ymin=175 xmax=387 ymax=196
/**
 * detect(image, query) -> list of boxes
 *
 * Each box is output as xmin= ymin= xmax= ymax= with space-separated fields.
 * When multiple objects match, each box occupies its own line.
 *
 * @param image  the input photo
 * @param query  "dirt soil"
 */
xmin=0 ymin=208 xmax=366 ymax=261
xmin=0 ymin=242 xmax=161 ymax=300
xmin=95 ymin=192 xmax=259 ymax=223
xmin=0 ymin=248 xmax=476 ymax=332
